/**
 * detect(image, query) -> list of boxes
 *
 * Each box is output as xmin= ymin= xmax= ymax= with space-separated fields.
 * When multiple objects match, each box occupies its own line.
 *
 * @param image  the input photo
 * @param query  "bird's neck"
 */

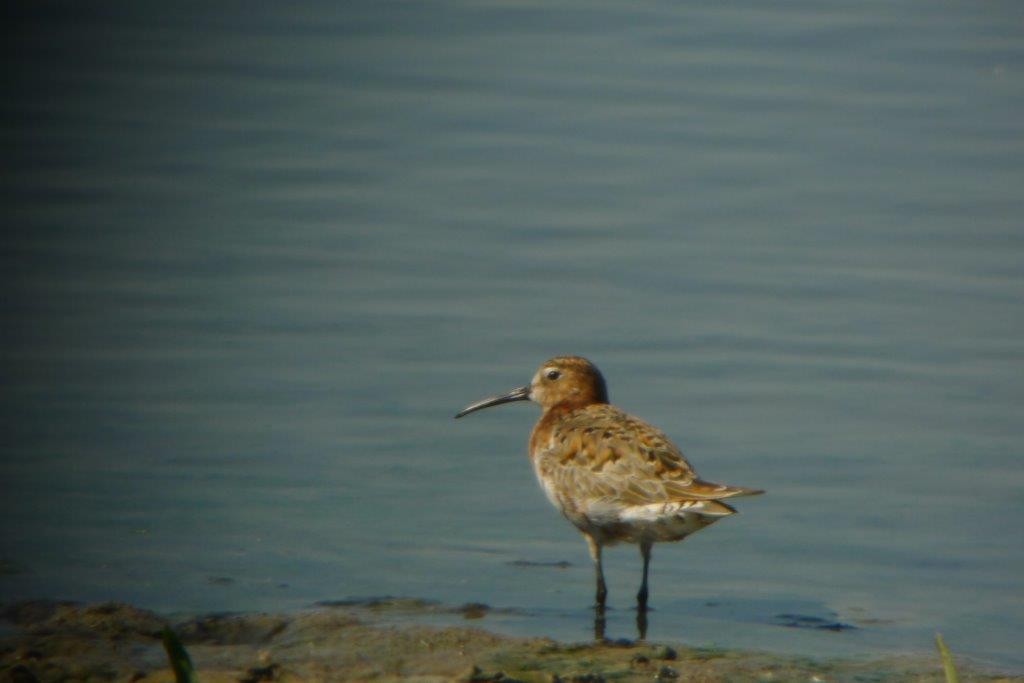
xmin=528 ymin=400 xmax=600 ymax=457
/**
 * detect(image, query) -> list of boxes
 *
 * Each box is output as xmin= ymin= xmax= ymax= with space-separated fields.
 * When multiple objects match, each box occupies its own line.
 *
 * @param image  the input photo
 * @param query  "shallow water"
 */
xmin=3 ymin=0 xmax=1023 ymax=673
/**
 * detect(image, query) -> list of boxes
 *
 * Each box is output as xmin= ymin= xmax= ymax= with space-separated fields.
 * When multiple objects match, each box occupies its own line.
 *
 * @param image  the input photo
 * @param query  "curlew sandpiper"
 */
xmin=454 ymin=355 xmax=762 ymax=633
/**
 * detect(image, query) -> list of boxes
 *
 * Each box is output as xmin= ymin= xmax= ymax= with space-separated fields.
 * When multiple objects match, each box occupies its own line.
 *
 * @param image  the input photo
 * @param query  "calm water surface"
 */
xmin=3 ymin=0 xmax=1024 ymax=672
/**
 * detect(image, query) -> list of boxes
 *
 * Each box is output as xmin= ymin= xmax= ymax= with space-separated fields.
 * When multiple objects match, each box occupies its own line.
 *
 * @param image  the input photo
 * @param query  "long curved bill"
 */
xmin=454 ymin=385 xmax=531 ymax=419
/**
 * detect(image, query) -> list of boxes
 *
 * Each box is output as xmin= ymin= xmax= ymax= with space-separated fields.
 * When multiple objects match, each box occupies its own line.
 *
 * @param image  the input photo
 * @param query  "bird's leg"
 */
xmin=636 ymin=604 xmax=648 ymax=640
xmin=584 ymin=534 xmax=607 ymax=608
xmin=637 ymin=540 xmax=652 ymax=610
xmin=593 ymin=604 xmax=607 ymax=641
xmin=585 ymin=534 xmax=607 ymax=641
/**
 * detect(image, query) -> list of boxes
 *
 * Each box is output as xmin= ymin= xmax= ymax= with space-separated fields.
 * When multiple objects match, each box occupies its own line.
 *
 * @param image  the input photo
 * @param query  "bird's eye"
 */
xmin=546 ymin=369 xmax=561 ymax=380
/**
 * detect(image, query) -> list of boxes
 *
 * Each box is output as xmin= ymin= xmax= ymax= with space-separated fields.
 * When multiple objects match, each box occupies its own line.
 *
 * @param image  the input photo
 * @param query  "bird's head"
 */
xmin=454 ymin=355 xmax=608 ymax=418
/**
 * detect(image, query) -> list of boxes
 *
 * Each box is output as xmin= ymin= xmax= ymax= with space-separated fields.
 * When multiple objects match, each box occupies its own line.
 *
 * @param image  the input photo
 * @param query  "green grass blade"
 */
xmin=161 ymin=626 xmax=200 ymax=683
xmin=935 ymin=632 xmax=959 ymax=683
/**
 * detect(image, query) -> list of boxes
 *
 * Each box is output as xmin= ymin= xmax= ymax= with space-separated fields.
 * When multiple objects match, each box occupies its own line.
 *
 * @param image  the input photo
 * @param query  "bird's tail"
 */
xmin=717 ymin=484 xmax=764 ymax=498
xmin=668 ymin=478 xmax=764 ymax=501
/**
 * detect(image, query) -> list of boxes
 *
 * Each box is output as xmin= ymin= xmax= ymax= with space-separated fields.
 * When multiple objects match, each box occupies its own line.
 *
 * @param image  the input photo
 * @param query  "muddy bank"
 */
xmin=0 ymin=599 xmax=1017 ymax=682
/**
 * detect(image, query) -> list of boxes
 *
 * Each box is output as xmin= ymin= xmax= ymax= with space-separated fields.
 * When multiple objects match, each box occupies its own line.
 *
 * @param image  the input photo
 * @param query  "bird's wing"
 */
xmin=537 ymin=404 xmax=762 ymax=509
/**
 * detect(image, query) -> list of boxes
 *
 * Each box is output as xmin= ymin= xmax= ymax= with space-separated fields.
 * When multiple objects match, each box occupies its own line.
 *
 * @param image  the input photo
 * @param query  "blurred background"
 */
xmin=2 ymin=0 xmax=1023 ymax=672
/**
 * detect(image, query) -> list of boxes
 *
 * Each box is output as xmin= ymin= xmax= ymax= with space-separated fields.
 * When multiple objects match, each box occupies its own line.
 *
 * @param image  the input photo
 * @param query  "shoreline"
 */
xmin=1 ymin=599 xmax=1018 ymax=682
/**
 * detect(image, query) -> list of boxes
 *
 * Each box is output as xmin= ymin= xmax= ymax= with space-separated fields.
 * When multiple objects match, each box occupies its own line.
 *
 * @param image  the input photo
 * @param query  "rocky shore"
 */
xmin=0 ymin=599 xmax=1018 ymax=682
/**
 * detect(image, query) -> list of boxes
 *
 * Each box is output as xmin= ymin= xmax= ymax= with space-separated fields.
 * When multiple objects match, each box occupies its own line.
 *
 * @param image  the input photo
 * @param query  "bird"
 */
xmin=454 ymin=355 xmax=762 ymax=631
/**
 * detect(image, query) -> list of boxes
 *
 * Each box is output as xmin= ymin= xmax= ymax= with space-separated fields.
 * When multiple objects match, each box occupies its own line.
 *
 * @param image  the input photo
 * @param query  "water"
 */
xmin=3 ymin=0 xmax=1023 ymax=672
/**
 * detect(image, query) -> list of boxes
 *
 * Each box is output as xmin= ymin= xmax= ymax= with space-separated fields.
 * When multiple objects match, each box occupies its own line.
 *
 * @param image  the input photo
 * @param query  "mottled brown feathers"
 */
xmin=523 ymin=358 xmax=762 ymax=531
